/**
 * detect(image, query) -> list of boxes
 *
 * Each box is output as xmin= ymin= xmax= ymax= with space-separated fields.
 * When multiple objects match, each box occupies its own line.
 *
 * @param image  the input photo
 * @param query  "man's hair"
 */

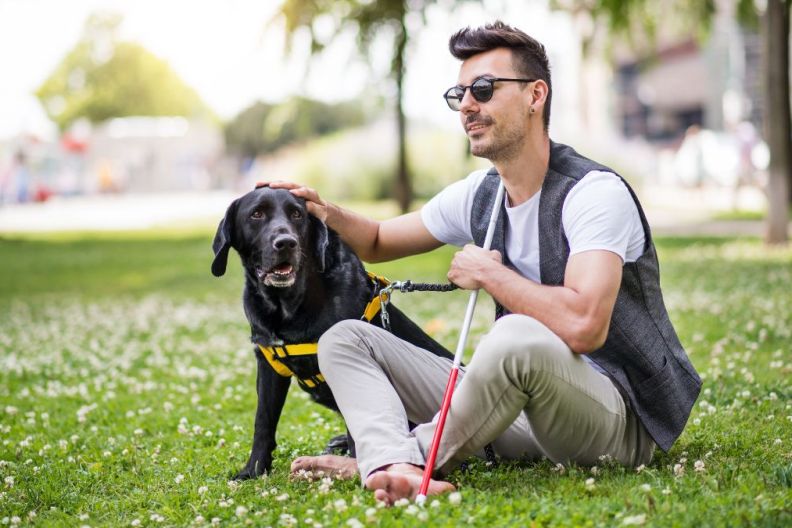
xmin=449 ymin=21 xmax=552 ymax=131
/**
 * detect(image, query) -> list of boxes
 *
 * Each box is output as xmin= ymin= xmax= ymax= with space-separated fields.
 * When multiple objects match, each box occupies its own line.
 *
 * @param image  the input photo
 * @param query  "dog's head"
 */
xmin=211 ymin=187 xmax=329 ymax=289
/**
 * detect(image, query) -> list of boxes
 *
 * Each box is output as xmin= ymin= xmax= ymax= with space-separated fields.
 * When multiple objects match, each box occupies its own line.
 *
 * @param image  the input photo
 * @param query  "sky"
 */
xmin=0 ymin=0 xmax=574 ymax=140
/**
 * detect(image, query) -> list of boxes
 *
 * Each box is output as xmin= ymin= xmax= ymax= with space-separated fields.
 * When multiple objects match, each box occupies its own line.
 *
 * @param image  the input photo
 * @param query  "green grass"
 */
xmin=1 ymin=230 xmax=790 ymax=527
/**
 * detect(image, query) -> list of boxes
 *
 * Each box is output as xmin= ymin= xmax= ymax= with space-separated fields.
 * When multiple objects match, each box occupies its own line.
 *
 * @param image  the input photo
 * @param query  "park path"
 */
xmin=0 ymin=187 xmax=783 ymax=238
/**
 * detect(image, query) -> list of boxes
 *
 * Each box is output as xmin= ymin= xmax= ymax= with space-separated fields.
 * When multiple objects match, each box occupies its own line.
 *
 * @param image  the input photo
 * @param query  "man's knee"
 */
xmin=317 ymin=319 xmax=372 ymax=371
xmin=476 ymin=314 xmax=571 ymax=372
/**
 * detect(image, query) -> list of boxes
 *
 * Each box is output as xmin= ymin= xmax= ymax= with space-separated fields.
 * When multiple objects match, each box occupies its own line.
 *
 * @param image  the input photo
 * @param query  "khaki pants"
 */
xmin=318 ymin=314 xmax=655 ymax=480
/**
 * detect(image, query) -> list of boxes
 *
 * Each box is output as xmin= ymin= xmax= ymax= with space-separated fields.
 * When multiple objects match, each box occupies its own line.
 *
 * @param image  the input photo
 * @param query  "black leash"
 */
xmin=378 ymin=280 xmax=458 ymax=332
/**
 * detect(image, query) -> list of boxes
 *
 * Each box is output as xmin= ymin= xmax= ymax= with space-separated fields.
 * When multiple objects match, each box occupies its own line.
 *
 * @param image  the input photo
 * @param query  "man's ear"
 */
xmin=211 ymin=199 xmax=239 ymax=277
xmin=310 ymin=214 xmax=329 ymax=273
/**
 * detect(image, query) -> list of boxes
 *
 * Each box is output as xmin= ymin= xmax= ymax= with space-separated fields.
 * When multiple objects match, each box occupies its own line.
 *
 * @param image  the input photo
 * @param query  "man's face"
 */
xmin=456 ymin=48 xmax=533 ymax=161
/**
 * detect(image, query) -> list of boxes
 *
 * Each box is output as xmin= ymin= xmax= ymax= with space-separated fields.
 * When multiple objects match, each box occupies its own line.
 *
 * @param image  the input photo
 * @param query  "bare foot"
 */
xmin=290 ymin=454 xmax=358 ymax=480
xmin=364 ymin=463 xmax=455 ymax=506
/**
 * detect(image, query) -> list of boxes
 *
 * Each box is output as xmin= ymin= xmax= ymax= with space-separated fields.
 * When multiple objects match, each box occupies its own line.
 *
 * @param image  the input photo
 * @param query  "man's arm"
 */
xmin=447 ymin=246 xmax=622 ymax=354
xmin=267 ymin=181 xmax=443 ymax=262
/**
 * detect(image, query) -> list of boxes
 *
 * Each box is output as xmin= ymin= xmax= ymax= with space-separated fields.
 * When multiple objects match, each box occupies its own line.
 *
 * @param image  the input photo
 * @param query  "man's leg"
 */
xmin=295 ymin=319 xmax=540 ymax=502
xmin=412 ymin=314 xmax=655 ymax=473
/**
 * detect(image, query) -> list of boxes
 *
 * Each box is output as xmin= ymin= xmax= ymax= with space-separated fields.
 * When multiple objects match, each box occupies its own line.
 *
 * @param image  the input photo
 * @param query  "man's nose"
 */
xmin=272 ymin=234 xmax=298 ymax=251
xmin=459 ymin=88 xmax=479 ymax=114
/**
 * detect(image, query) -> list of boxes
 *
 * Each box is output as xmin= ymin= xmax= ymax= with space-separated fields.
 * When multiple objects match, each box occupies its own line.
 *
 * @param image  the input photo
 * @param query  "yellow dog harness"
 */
xmin=256 ymin=272 xmax=390 ymax=390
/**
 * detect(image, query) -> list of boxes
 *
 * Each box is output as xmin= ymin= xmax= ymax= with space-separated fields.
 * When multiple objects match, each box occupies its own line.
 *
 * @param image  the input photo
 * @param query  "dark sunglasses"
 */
xmin=444 ymin=77 xmax=536 ymax=111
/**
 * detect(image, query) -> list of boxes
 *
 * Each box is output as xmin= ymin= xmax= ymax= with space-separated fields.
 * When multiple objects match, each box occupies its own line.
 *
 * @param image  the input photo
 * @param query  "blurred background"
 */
xmin=0 ymin=0 xmax=789 ymax=242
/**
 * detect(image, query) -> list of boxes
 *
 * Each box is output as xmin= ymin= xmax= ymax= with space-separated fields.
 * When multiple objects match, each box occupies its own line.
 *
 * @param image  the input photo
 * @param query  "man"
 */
xmin=273 ymin=21 xmax=701 ymax=504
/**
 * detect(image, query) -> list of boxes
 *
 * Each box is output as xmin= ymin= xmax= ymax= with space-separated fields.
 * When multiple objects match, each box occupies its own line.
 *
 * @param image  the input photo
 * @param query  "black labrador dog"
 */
xmin=212 ymin=186 xmax=453 ymax=479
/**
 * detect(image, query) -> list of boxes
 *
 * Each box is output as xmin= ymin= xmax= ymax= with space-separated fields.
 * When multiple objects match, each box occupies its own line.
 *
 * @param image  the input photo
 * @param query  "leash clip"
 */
xmin=378 ymin=283 xmax=395 ymax=332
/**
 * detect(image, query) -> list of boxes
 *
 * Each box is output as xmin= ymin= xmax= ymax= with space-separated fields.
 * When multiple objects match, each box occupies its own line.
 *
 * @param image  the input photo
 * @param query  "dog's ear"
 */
xmin=211 ymin=199 xmax=239 ymax=277
xmin=311 ymin=214 xmax=329 ymax=273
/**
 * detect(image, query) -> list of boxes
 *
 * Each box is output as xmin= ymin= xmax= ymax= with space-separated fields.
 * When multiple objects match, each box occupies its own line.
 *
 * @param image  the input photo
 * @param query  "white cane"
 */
xmin=416 ymin=179 xmax=505 ymax=504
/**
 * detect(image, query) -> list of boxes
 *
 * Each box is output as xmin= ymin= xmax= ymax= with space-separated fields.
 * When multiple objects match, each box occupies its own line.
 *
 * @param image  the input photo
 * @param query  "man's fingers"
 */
xmin=261 ymin=180 xmax=300 ymax=190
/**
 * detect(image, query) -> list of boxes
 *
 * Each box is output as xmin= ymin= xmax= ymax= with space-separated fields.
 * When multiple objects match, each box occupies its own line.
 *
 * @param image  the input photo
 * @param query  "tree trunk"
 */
xmin=393 ymin=17 xmax=412 ymax=214
xmin=763 ymin=0 xmax=790 ymax=244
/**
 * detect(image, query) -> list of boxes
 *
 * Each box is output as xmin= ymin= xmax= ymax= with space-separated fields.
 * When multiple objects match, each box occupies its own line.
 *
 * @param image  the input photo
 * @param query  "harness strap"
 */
xmin=362 ymin=272 xmax=391 ymax=322
xmin=257 ymin=273 xmax=389 ymax=383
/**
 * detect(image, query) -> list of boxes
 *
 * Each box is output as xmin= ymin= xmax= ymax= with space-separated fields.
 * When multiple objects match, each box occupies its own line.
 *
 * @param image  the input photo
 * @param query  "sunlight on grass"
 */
xmin=0 ymin=233 xmax=790 ymax=526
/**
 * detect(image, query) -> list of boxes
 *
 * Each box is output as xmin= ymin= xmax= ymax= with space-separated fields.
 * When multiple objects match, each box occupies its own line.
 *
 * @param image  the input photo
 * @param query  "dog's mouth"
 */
xmin=256 ymin=262 xmax=297 ymax=288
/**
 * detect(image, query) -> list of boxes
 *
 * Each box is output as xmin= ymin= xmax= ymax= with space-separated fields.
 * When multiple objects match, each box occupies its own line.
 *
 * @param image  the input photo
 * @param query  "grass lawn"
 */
xmin=0 ymin=230 xmax=790 ymax=527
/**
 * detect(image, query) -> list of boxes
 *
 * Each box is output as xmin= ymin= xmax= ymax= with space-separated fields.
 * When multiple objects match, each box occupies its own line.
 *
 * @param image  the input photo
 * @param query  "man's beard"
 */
xmin=467 ymin=113 xmax=523 ymax=162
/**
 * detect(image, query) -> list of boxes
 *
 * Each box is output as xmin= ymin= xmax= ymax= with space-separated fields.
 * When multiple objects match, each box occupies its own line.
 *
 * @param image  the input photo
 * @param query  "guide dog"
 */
xmin=212 ymin=186 xmax=453 ymax=478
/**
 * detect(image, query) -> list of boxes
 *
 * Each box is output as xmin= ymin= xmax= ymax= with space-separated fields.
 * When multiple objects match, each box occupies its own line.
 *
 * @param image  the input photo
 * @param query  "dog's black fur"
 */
xmin=212 ymin=187 xmax=453 ymax=479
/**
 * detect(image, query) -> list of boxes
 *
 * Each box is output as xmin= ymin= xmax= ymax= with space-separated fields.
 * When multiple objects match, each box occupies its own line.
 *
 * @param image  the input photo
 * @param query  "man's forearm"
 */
xmin=479 ymin=265 xmax=608 ymax=354
xmin=324 ymin=202 xmax=383 ymax=262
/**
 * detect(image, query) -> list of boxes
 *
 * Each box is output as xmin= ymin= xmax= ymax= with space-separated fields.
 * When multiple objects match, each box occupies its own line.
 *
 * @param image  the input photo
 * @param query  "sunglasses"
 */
xmin=444 ymin=77 xmax=537 ymax=111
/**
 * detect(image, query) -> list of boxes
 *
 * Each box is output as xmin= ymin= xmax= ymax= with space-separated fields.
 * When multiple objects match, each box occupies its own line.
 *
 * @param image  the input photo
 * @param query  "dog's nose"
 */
xmin=273 ymin=234 xmax=298 ymax=251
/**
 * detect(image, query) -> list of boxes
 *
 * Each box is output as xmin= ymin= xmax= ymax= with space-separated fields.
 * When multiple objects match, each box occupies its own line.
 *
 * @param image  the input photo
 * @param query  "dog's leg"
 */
xmin=234 ymin=355 xmax=291 ymax=479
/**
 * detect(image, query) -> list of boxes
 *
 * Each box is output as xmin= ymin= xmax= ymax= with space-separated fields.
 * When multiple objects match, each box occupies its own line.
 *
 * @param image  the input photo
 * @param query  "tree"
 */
xmin=275 ymin=0 xmax=469 ymax=213
xmin=553 ymin=0 xmax=790 ymax=244
xmin=36 ymin=12 xmax=212 ymax=131
xmin=224 ymin=96 xmax=371 ymax=157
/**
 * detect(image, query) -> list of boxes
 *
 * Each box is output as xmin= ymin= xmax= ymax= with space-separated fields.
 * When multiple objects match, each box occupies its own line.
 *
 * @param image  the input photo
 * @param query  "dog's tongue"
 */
xmin=272 ymin=263 xmax=293 ymax=275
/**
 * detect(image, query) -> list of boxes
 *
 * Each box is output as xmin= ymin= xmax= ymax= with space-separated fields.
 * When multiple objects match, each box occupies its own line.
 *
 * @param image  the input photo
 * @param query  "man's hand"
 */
xmin=257 ymin=180 xmax=329 ymax=222
xmin=447 ymin=244 xmax=503 ymax=290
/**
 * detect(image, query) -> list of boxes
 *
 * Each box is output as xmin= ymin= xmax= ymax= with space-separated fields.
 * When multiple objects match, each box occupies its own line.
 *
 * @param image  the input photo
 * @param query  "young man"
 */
xmin=273 ymin=21 xmax=701 ymax=504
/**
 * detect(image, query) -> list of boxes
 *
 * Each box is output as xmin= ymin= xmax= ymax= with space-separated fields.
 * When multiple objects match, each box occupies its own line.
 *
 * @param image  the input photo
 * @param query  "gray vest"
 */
xmin=471 ymin=141 xmax=701 ymax=452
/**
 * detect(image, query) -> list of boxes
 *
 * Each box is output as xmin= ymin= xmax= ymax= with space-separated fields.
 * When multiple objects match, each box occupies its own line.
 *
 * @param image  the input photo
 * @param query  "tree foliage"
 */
xmin=36 ymin=12 xmax=212 ymax=131
xmin=224 ymin=97 xmax=371 ymax=157
xmin=275 ymin=0 xmax=470 ymax=212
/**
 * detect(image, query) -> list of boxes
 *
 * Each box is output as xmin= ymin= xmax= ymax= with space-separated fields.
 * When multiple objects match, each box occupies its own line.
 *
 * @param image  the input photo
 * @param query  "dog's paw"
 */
xmin=232 ymin=461 xmax=270 ymax=480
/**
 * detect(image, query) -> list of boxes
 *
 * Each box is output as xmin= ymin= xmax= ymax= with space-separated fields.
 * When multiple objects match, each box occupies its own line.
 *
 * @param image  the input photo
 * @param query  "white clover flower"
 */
xmin=418 ymin=511 xmax=429 ymax=522
xmin=279 ymin=513 xmax=297 ymax=526
xmin=552 ymin=463 xmax=566 ymax=474
xmin=693 ymin=418 xmax=701 ymax=426
xmin=175 ymin=474 xmax=184 ymax=484
xmin=276 ymin=493 xmax=289 ymax=502
xmin=365 ymin=507 xmax=377 ymax=520
xmin=640 ymin=484 xmax=652 ymax=492
xmin=694 ymin=460 xmax=705 ymax=472
xmin=150 ymin=513 xmax=165 ymax=523
xmin=131 ymin=519 xmax=141 ymax=527
xmin=673 ymin=464 xmax=684 ymax=477
xmin=4 ymin=476 xmax=13 ymax=488
xmin=448 ymin=491 xmax=462 ymax=505
xmin=198 ymin=486 xmax=208 ymax=494
xmin=78 ymin=514 xmax=89 ymax=521
xmin=774 ymin=438 xmax=782 ymax=445
xmin=133 ymin=428 xmax=144 ymax=436
xmin=590 ymin=466 xmax=599 ymax=475
xmin=227 ymin=480 xmax=240 ymax=491
xmin=635 ymin=464 xmax=646 ymax=474
xmin=585 ymin=478 xmax=596 ymax=491
xmin=394 ymin=498 xmax=410 ymax=507
xmin=194 ymin=515 xmax=204 ymax=524
xmin=662 ymin=487 xmax=671 ymax=495
xmin=346 ymin=519 xmax=364 ymax=528
xmin=622 ymin=514 xmax=647 ymax=525
xmin=333 ymin=498 xmax=347 ymax=512
xmin=430 ymin=500 xmax=440 ymax=508
xmin=5 ymin=406 xmax=17 ymax=416
xmin=211 ymin=518 xmax=220 ymax=526
xmin=405 ymin=505 xmax=419 ymax=516
xmin=235 ymin=506 xmax=248 ymax=517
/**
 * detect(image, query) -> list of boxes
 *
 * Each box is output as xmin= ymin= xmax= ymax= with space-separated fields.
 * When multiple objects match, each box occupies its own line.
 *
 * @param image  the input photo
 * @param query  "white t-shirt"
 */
xmin=420 ymin=169 xmax=646 ymax=278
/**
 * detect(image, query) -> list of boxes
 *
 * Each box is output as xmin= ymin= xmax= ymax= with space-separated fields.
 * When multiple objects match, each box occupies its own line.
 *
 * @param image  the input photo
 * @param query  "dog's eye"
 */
xmin=251 ymin=210 xmax=264 ymax=219
xmin=291 ymin=210 xmax=303 ymax=220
